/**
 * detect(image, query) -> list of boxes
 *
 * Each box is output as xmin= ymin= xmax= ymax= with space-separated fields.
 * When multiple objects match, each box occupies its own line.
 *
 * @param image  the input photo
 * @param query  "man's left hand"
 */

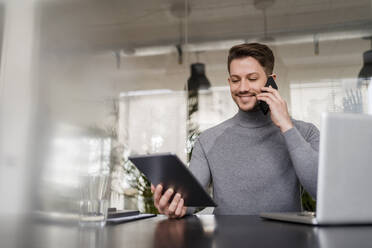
xmin=256 ymin=86 xmax=293 ymax=133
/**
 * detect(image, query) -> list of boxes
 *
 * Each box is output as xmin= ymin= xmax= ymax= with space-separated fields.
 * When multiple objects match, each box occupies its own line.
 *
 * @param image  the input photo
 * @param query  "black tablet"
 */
xmin=129 ymin=153 xmax=216 ymax=207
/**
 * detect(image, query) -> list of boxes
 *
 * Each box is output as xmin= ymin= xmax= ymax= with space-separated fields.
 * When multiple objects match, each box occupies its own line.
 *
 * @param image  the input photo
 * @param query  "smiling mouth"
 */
xmin=238 ymin=94 xmax=256 ymax=97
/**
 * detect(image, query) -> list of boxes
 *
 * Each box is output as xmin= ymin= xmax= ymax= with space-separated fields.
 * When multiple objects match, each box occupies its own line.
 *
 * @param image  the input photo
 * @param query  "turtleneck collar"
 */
xmin=233 ymin=109 xmax=272 ymax=128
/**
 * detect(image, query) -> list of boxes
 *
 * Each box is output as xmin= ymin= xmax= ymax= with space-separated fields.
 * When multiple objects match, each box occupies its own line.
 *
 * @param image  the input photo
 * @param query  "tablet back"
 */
xmin=129 ymin=153 xmax=216 ymax=207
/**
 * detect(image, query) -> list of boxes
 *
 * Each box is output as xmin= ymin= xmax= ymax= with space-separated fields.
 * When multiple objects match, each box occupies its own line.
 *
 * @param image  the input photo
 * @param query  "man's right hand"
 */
xmin=151 ymin=184 xmax=187 ymax=219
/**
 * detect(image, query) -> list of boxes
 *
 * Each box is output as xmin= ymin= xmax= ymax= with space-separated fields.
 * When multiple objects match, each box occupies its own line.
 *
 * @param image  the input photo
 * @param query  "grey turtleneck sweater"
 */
xmin=189 ymin=109 xmax=319 ymax=215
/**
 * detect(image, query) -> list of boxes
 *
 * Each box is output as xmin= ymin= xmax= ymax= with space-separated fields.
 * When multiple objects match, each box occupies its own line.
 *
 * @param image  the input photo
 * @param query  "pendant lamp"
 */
xmin=187 ymin=63 xmax=211 ymax=91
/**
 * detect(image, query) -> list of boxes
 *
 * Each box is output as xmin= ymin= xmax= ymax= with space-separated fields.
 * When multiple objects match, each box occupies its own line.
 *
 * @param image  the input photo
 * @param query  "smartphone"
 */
xmin=258 ymin=76 xmax=279 ymax=115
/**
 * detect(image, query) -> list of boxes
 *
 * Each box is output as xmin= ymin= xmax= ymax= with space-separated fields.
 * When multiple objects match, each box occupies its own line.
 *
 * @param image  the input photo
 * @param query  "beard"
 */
xmin=233 ymin=95 xmax=261 ymax=112
xmin=238 ymin=102 xmax=261 ymax=112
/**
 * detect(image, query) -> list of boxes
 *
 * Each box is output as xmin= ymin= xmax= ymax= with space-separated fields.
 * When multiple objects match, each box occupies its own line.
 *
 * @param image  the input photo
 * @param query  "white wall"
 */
xmin=0 ymin=0 xmax=39 ymax=215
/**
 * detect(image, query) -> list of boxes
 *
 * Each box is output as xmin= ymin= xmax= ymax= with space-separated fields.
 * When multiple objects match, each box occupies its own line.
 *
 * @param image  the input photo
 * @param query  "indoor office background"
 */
xmin=0 ymin=0 xmax=371 ymax=220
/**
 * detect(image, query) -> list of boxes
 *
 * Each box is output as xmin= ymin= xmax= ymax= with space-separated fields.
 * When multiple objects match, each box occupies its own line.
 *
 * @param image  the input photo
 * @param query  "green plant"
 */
xmin=122 ymin=159 xmax=158 ymax=214
xmin=104 ymin=99 xmax=157 ymax=213
xmin=301 ymin=186 xmax=316 ymax=212
xmin=186 ymin=89 xmax=200 ymax=162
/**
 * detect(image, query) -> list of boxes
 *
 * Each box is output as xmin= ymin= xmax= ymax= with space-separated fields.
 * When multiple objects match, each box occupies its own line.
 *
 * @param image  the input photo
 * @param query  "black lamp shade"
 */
xmin=358 ymin=50 xmax=372 ymax=79
xmin=187 ymin=63 xmax=211 ymax=91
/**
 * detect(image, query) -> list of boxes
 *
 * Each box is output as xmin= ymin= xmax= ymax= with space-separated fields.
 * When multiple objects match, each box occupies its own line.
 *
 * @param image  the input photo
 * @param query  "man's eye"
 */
xmin=249 ymin=78 xmax=257 ymax=81
xmin=231 ymin=79 xmax=240 ymax=83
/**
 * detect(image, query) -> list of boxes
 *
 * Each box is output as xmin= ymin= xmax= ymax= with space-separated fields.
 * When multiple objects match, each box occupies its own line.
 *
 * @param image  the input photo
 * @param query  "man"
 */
xmin=151 ymin=43 xmax=319 ymax=218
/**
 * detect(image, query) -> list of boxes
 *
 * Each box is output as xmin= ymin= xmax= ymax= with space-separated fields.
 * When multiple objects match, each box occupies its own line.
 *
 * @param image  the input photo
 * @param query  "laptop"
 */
xmin=260 ymin=112 xmax=372 ymax=225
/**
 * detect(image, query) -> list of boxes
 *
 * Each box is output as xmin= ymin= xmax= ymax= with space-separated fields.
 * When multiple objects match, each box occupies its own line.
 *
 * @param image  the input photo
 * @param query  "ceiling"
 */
xmin=39 ymin=0 xmax=372 ymax=53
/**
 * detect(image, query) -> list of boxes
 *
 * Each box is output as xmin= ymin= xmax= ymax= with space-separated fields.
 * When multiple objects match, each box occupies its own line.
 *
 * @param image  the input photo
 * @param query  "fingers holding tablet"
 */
xmin=168 ymin=193 xmax=181 ymax=214
xmin=152 ymin=184 xmax=187 ymax=219
xmin=168 ymin=195 xmax=187 ymax=219
xmin=158 ymin=188 xmax=174 ymax=212
xmin=153 ymin=184 xmax=163 ymax=209
xmin=174 ymin=199 xmax=187 ymax=217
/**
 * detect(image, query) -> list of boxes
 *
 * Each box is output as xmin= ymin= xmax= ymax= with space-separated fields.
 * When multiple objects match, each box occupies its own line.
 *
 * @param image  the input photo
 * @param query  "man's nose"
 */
xmin=239 ymin=79 xmax=251 ymax=92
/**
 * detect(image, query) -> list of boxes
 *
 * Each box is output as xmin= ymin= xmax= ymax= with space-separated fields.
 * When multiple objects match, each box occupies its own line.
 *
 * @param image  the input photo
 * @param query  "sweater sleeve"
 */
xmin=282 ymin=123 xmax=319 ymax=199
xmin=189 ymin=139 xmax=212 ymax=188
xmin=186 ymin=138 xmax=212 ymax=214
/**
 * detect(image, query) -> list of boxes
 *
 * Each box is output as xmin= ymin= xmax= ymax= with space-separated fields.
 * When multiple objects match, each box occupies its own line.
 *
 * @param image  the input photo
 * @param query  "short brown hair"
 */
xmin=227 ymin=43 xmax=274 ymax=75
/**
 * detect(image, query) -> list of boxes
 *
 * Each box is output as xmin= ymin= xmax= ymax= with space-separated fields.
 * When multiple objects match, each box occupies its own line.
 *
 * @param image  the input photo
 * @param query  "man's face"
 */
xmin=228 ymin=56 xmax=270 ymax=112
